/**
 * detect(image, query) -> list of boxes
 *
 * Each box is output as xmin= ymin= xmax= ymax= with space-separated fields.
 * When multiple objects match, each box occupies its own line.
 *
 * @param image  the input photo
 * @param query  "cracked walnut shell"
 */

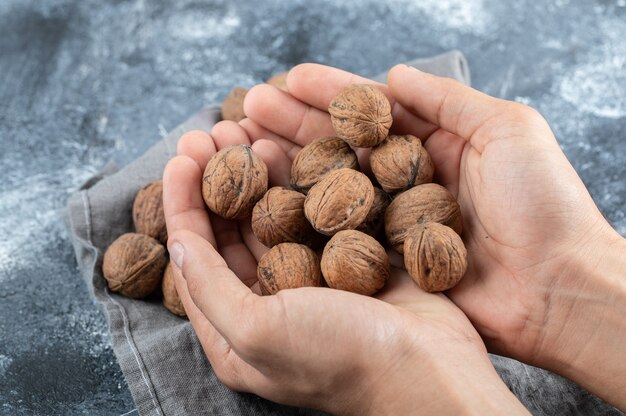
xmin=290 ymin=136 xmax=359 ymax=194
xmin=328 ymin=84 xmax=392 ymax=148
xmin=133 ymin=180 xmax=167 ymax=244
xmin=321 ymin=230 xmax=389 ymax=295
xmin=370 ymin=135 xmax=434 ymax=193
xmin=202 ymin=145 xmax=268 ymax=220
xmin=162 ymin=262 xmax=186 ymax=317
xmin=252 ymin=186 xmax=318 ymax=248
xmin=102 ymin=233 xmax=167 ymax=298
xmin=404 ymin=223 xmax=468 ymax=292
xmin=304 ymin=168 xmax=374 ymax=236
xmin=257 ymin=243 xmax=322 ymax=295
xmin=385 ymin=183 xmax=462 ymax=253
xmin=221 ymin=87 xmax=248 ymax=122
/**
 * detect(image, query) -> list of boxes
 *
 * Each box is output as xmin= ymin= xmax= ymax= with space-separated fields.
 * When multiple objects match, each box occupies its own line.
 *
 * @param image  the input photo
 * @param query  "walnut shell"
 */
xmin=290 ymin=136 xmax=359 ymax=194
xmin=321 ymin=230 xmax=389 ymax=295
xmin=221 ymin=87 xmax=248 ymax=122
xmin=252 ymin=186 xmax=319 ymax=247
xmin=133 ymin=180 xmax=167 ymax=244
xmin=257 ymin=243 xmax=322 ymax=295
xmin=370 ymin=135 xmax=434 ymax=193
xmin=356 ymin=187 xmax=391 ymax=237
xmin=202 ymin=145 xmax=268 ymax=220
xmin=267 ymin=71 xmax=288 ymax=91
xmin=162 ymin=262 xmax=186 ymax=317
xmin=385 ymin=183 xmax=463 ymax=253
xmin=328 ymin=84 xmax=392 ymax=148
xmin=102 ymin=233 xmax=167 ymax=298
xmin=304 ymin=168 xmax=374 ymax=236
xmin=404 ymin=223 xmax=468 ymax=292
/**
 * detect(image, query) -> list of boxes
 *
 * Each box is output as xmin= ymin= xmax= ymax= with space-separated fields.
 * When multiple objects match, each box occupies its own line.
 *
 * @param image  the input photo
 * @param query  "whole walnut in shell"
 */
xmin=370 ymin=135 xmax=434 ymax=193
xmin=328 ymin=84 xmax=392 ymax=148
xmin=266 ymin=71 xmax=288 ymax=91
xmin=356 ymin=187 xmax=391 ymax=237
xmin=252 ymin=186 xmax=319 ymax=247
xmin=404 ymin=223 xmax=468 ymax=292
xmin=133 ymin=180 xmax=167 ymax=244
xmin=162 ymin=262 xmax=186 ymax=317
xmin=290 ymin=136 xmax=359 ymax=194
xmin=321 ymin=230 xmax=389 ymax=295
xmin=221 ymin=87 xmax=248 ymax=122
xmin=257 ymin=243 xmax=322 ymax=295
xmin=385 ymin=183 xmax=462 ymax=253
xmin=102 ymin=233 xmax=167 ymax=298
xmin=202 ymin=145 xmax=268 ymax=220
xmin=304 ymin=168 xmax=374 ymax=236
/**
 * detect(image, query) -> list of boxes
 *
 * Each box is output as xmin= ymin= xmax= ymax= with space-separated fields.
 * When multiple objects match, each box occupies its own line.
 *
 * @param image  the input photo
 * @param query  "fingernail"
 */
xmin=169 ymin=241 xmax=185 ymax=270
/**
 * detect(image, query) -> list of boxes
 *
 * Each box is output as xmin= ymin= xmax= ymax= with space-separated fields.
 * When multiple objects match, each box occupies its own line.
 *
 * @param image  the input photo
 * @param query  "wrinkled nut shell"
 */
xmin=321 ymin=230 xmax=389 ymax=295
xmin=290 ymin=136 xmax=359 ymax=194
xmin=252 ymin=186 xmax=319 ymax=247
xmin=356 ymin=187 xmax=391 ymax=237
xmin=221 ymin=87 xmax=248 ymax=122
xmin=102 ymin=233 xmax=167 ymax=298
xmin=304 ymin=168 xmax=374 ymax=236
xmin=385 ymin=183 xmax=462 ymax=253
xmin=257 ymin=243 xmax=322 ymax=295
xmin=133 ymin=180 xmax=168 ymax=244
xmin=404 ymin=223 xmax=468 ymax=292
xmin=202 ymin=145 xmax=268 ymax=220
xmin=266 ymin=71 xmax=288 ymax=91
xmin=328 ymin=84 xmax=392 ymax=148
xmin=370 ymin=135 xmax=434 ymax=193
xmin=162 ymin=262 xmax=186 ymax=317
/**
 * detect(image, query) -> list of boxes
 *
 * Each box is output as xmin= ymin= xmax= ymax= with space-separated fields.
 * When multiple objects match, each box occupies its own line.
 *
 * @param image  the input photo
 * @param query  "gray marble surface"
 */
xmin=0 ymin=0 xmax=624 ymax=414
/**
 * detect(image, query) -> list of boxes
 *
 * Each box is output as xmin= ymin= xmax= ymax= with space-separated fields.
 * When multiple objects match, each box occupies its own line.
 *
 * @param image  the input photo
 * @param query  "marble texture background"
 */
xmin=0 ymin=0 xmax=624 ymax=414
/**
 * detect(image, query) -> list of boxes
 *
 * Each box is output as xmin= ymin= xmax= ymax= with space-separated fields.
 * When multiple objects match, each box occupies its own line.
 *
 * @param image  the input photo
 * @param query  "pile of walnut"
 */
xmin=102 ymin=180 xmax=186 ymax=317
xmin=210 ymin=83 xmax=467 ymax=296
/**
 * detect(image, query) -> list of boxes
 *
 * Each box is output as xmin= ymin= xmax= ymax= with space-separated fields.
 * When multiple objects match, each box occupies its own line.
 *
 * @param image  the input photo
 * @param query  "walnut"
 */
xmin=132 ymin=180 xmax=167 ymax=244
xmin=385 ymin=183 xmax=463 ymax=253
xmin=356 ymin=187 xmax=391 ymax=237
xmin=251 ymin=186 xmax=319 ymax=247
xmin=266 ymin=71 xmax=288 ymax=91
xmin=304 ymin=168 xmax=374 ymax=236
xmin=102 ymin=233 xmax=167 ymax=298
xmin=328 ymin=84 xmax=392 ymax=148
xmin=290 ymin=136 xmax=359 ymax=194
xmin=221 ymin=87 xmax=248 ymax=122
xmin=403 ymin=223 xmax=468 ymax=292
xmin=257 ymin=243 xmax=322 ymax=295
xmin=162 ymin=262 xmax=186 ymax=317
xmin=370 ymin=135 xmax=434 ymax=193
xmin=321 ymin=230 xmax=389 ymax=295
xmin=202 ymin=145 xmax=268 ymax=219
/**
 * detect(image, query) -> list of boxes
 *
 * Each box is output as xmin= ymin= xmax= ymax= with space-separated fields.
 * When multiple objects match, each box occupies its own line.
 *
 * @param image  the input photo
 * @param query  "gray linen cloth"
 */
xmin=67 ymin=51 xmax=620 ymax=416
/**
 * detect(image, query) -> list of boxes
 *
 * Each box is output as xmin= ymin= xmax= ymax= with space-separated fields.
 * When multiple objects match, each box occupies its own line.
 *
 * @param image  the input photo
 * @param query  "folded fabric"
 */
xmin=67 ymin=51 xmax=617 ymax=416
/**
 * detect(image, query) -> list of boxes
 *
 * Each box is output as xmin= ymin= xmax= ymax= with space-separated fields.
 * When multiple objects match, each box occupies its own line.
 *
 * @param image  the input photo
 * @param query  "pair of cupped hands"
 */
xmin=163 ymin=64 xmax=626 ymax=414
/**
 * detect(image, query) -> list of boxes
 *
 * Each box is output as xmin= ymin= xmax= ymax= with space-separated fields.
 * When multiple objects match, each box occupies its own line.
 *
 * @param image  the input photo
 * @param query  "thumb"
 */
xmin=388 ymin=64 xmax=543 ymax=152
xmin=168 ymin=230 xmax=254 ymax=340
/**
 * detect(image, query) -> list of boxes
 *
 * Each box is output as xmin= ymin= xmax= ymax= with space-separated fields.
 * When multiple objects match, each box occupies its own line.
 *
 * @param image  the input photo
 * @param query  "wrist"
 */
xmin=534 ymin=229 xmax=626 ymax=409
xmin=353 ymin=339 xmax=528 ymax=415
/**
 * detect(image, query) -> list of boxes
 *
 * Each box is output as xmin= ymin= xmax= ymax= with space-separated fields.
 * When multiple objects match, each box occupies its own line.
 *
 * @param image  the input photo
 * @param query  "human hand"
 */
xmin=243 ymin=63 xmax=626 ymax=410
xmin=162 ymin=128 xmax=527 ymax=414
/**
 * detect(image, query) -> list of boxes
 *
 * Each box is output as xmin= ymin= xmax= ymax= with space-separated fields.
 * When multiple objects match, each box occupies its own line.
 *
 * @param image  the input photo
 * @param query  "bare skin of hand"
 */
xmin=241 ymin=63 xmax=626 ymax=411
xmin=162 ymin=127 xmax=527 ymax=412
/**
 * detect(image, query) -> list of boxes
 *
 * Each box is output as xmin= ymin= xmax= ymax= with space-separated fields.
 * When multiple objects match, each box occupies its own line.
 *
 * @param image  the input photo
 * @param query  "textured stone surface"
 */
xmin=0 ymin=0 xmax=624 ymax=414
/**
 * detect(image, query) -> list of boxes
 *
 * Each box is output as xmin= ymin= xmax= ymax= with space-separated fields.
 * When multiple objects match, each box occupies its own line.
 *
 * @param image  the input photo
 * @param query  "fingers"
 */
xmin=176 ymin=130 xmax=216 ymax=171
xmin=239 ymin=118 xmax=302 ymax=161
xmin=211 ymin=120 xmax=251 ymax=149
xmin=388 ymin=65 xmax=544 ymax=152
xmin=163 ymin=155 xmax=215 ymax=246
xmin=422 ymin=129 xmax=467 ymax=197
xmin=250 ymin=139 xmax=291 ymax=187
xmin=244 ymin=84 xmax=335 ymax=146
xmin=287 ymin=63 xmax=438 ymax=140
xmin=211 ymin=215 xmax=259 ymax=288
xmin=168 ymin=230 xmax=258 ymax=346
